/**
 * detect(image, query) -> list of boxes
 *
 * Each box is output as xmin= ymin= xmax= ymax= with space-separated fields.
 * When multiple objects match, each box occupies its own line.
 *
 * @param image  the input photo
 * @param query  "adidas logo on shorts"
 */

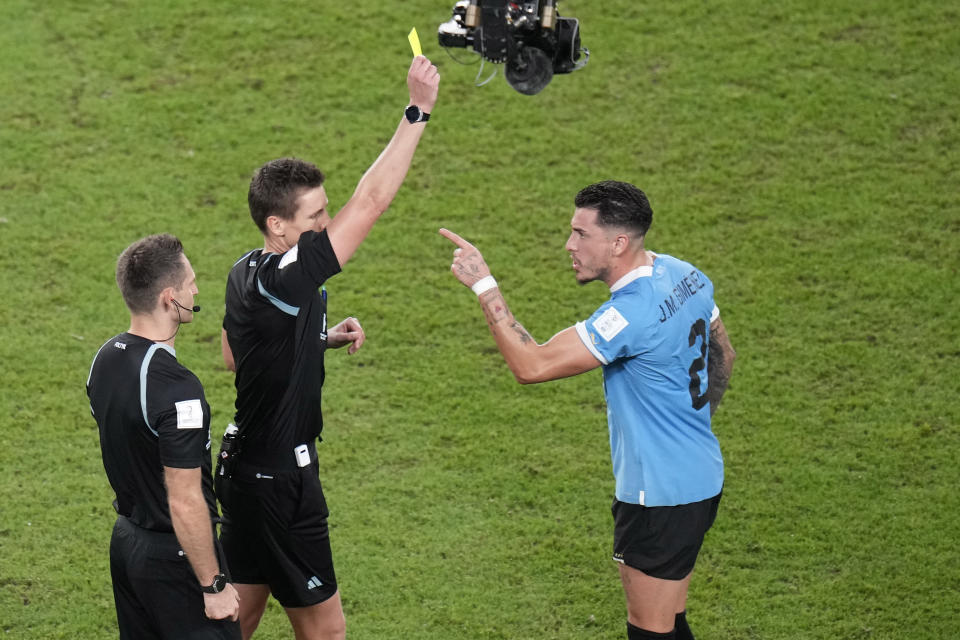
xmin=306 ymin=576 xmax=323 ymax=590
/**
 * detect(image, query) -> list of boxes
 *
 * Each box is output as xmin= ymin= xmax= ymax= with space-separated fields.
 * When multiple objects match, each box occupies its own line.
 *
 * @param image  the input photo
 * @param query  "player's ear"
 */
xmin=265 ymin=214 xmax=285 ymax=238
xmin=612 ymin=233 xmax=630 ymax=256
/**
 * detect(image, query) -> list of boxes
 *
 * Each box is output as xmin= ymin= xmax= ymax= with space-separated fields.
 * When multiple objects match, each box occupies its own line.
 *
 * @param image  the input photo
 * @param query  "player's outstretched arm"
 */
xmin=440 ymin=228 xmax=600 ymax=384
xmin=327 ymin=56 xmax=440 ymax=267
xmin=706 ymin=317 xmax=735 ymax=416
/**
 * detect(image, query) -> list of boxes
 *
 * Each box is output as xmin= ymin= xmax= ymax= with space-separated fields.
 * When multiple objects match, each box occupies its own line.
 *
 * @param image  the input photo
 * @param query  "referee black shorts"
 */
xmin=217 ymin=461 xmax=338 ymax=608
xmin=611 ymin=492 xmax=721 ymax=580
xmin=109 ymin=516 xmax=241 ymax=640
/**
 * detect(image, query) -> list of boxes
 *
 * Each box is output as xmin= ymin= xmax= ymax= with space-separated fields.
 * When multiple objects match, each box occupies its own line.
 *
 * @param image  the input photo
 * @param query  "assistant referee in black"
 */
xmin=87 ymin=234 xmax=241 ymax=639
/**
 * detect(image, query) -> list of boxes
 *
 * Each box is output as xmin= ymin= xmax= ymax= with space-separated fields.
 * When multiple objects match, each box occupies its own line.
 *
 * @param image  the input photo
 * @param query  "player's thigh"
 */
xmin=611 ymin=493 xmax=721 ymax=580
xmin=619 ymin=564 xmax=692 ymax=633
xmin=284 ymin=590 xmax=345 ymax=640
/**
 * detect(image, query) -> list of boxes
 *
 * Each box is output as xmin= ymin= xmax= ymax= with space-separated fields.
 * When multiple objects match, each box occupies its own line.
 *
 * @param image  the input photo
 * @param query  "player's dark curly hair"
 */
xmin=116 ymin=234 xmax=187 ymax=314
xmin=248 ymin=158 xmax=326 ymax=233
xmin=574 ymin=180 xmax=653 ymax=237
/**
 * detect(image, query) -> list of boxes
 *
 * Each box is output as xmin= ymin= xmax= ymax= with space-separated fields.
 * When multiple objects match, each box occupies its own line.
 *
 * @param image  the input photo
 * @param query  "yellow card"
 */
xmin=408 ymin=27 xmax=422 ymax=57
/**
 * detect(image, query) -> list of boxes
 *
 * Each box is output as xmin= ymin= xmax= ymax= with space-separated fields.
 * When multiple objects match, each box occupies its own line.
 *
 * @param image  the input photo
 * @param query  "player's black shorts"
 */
xmin=110 ymin=516 xmax=241 ymax=640
xmin=611 ymin=492 xmax=721 ymax=580
xmin=217 ymin=461 xmax=338 ymax=608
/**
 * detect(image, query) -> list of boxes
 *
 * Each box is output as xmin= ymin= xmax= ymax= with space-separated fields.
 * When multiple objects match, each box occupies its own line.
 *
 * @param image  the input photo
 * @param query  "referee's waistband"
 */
xmin=231 ymin=441 xmax=319 ymax=475
xmin=115 ymin=515 xmax=177 ymax=541
xmin=115 ymin=516 xmax=224 ymax=559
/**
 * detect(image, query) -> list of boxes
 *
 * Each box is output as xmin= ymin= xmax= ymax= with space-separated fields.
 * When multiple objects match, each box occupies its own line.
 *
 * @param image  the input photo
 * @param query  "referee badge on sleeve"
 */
xmin=175 ymin=399 xmax=204 ymax=429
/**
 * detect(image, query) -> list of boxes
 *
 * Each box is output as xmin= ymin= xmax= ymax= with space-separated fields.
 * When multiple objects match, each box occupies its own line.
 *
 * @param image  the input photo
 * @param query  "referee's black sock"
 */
xmin=627 ymin=621 xmax=675 ymax=639
xmin=674 ymin=611 xmax=694 ymax=640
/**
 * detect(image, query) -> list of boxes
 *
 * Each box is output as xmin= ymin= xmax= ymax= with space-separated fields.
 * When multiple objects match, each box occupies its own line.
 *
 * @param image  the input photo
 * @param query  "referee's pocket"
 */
xmin=293 ymin=473 xmax=329 ymax=526
xmin=130 ymin=539 xmax=191 ymax=581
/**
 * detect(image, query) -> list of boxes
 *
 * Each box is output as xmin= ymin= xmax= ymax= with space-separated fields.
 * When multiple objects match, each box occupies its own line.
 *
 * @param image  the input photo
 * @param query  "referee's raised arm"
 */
xmin=327 ymin=56 xmax=440 ymax=266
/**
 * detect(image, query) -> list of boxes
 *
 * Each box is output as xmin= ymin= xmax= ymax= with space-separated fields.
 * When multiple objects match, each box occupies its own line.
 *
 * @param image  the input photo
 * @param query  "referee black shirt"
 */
xmin=87 ymin=333 xmax=216 ymax=531
xmin=223 ymin=229 xmax=341 ymax=468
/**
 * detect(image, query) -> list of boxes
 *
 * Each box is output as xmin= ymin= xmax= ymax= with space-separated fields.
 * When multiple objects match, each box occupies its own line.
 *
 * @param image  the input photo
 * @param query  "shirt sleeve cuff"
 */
xmin=575 ymin=321 xmax=609 ymax=365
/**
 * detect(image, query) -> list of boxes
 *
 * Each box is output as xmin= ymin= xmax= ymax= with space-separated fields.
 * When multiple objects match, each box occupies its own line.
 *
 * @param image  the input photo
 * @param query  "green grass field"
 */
xmin=1 ymin=1 xmax=958 ymax=638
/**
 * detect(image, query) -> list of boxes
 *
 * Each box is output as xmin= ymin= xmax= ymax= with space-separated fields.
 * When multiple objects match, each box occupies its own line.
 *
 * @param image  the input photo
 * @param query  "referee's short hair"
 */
xmin=248 ymin=158 xmax=325 ymax=233
xmin=574 ymin=180 xmax=653 ymax=237
xmin=116 ymin=234 xmax=187 ymax=315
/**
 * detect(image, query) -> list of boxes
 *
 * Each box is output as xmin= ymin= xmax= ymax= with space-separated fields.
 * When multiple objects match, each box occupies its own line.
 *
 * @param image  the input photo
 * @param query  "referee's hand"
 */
xmin=407 ymin=55 xmax=440 ymax=114
xmin=329 ymin=316 xmax=366 ymax=355
xmin=439 ymin=228 xmax=491 ymax=290
xmin=204 ymin=583 xmax=240 ymax=621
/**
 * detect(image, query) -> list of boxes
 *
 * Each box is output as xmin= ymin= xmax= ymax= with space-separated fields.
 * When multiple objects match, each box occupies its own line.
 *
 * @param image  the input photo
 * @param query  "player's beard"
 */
xmin=572 ymin=250 xmax=612 ymax=285
xmin=575 ymin=263 xmax=609 ymax=285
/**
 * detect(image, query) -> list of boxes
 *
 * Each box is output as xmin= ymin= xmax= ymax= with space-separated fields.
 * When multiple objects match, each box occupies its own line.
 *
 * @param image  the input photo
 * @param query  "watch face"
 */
xmin=405 ymin=105 xmax=422 ymax=123
xmin=204 ymin=573 xmax=227 ymax=593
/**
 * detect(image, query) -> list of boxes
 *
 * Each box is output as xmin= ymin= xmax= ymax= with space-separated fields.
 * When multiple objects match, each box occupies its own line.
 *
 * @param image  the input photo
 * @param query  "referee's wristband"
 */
xmin=471 ymin=275 xmax=498 ymax=296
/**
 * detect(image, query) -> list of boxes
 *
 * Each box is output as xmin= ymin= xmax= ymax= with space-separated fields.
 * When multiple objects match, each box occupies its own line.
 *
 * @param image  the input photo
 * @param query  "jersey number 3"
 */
xmin=688 ymin=319 xmax=709 ymax=410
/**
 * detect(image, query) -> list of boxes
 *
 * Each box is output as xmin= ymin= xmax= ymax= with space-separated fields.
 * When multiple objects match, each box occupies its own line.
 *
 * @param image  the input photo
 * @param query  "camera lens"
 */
xmin=505 ymin=47 xmax=554 ymax=95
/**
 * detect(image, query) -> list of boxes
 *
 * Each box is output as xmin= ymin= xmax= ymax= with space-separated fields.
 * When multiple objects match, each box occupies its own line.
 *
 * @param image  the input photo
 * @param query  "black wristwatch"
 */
xmin=404 ymin=104 xmax=430 ymax=124
xmin=200 ymin=573 xmax=227 ymax=594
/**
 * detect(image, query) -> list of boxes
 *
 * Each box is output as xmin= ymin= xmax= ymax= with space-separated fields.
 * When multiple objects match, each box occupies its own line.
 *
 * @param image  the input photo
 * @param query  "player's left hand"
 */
xmin=328 ymin=317 xmax=365 ymax=354
xmin=439 ymin=228 xmax=491 ymax=289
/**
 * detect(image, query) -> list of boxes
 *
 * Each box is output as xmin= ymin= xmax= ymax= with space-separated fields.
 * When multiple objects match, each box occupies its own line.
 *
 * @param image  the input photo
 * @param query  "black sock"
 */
xmin=627 ymin=621 xmax=676 ymax=639
xmin=674 ymin=611 xmax=694 ymax=640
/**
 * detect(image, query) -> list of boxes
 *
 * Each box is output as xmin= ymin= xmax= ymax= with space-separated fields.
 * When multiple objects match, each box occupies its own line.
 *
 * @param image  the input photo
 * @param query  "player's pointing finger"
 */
xmin=439 ymin=228 xmax=473 ymax=249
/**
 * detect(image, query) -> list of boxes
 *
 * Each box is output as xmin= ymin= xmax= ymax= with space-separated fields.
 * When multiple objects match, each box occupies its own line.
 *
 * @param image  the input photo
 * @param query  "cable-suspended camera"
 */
xmin=437 ymin=1 xmax=589 ymax=95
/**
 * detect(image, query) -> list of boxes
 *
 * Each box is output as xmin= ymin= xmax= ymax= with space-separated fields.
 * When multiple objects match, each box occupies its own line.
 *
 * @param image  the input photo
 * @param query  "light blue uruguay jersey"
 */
xmin=574 ymin=255 xmax=723 ymax=507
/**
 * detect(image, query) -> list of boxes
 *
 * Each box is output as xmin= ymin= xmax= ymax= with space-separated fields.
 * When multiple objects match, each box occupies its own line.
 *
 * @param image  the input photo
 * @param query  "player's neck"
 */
xmin=603 ymin=250 xmax=655 ymax=288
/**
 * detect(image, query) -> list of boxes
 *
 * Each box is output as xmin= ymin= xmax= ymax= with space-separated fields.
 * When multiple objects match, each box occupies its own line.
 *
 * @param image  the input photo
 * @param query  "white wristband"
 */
xmin=471 ymin=275 xmax=498 ymax=296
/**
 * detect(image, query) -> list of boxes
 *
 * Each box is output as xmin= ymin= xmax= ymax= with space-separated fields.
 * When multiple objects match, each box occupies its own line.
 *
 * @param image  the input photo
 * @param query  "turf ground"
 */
xmin=1 ymin=1 xmax=958 ymax=638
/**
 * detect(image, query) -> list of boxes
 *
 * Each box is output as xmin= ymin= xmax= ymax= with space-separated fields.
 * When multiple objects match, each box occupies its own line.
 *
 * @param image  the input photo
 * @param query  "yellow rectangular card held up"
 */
xmin=408 ymin=27 xmax=422 ymax=57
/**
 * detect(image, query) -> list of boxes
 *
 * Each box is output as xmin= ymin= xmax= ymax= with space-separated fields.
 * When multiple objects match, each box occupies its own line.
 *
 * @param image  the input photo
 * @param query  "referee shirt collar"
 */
xmin=609 ymin=264 xmax=654 ymax=293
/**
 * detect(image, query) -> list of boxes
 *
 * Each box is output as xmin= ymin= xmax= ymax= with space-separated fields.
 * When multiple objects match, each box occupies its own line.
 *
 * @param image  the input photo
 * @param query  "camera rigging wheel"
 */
xmin=505 ymin=45 xmax=554 ymax=95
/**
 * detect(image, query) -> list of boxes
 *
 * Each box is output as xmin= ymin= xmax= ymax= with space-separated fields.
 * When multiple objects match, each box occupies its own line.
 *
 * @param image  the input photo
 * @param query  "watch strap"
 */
xmin=405 ymin=105 xmax=430 ymax=124
xmin=200 ymin=573 xmax=227 ymax=594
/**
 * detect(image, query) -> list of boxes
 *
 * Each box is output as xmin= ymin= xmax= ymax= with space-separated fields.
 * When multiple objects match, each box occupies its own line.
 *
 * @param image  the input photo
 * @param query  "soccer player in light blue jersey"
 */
xmin=440 ymin=180 xmax=736 ymax=640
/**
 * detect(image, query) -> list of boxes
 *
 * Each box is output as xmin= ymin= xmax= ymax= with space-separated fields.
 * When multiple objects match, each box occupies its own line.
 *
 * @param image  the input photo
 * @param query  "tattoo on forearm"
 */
xmin=481 ymin=291 xmax=510 ymax=325
xmin=706 ymin=324 xmax=734 ymax=417
xmin=509 ymin=321 xmax=533 ymax=344
xmin=479 ymin=291 xmax=534 ymax=345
